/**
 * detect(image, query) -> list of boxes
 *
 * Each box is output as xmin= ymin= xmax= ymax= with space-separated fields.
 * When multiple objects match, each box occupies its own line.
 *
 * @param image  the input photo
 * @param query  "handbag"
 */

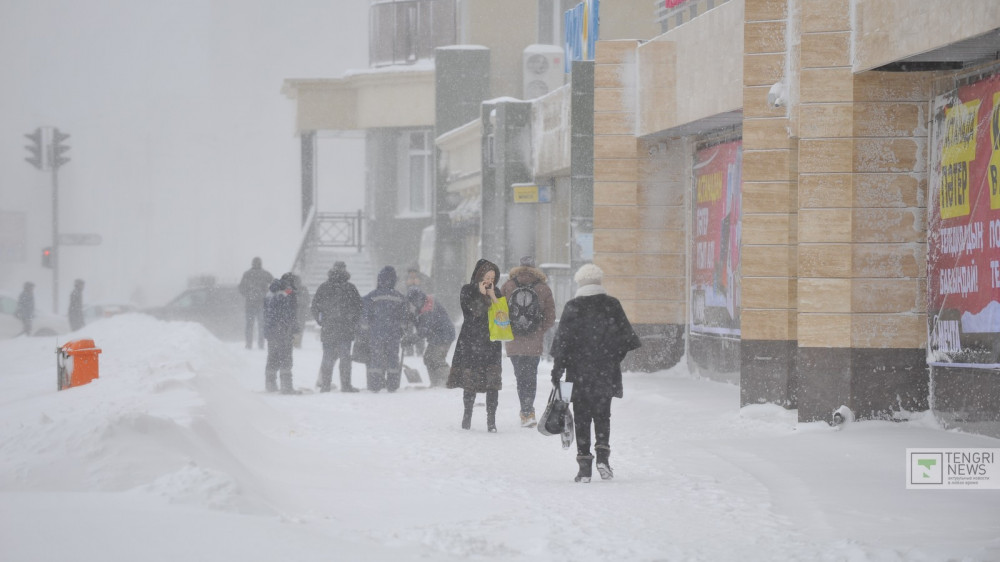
xmin=488 ymin=297 xmax=515 ymax=342
xmin=537 ymin=383 xmax=570 ymax=436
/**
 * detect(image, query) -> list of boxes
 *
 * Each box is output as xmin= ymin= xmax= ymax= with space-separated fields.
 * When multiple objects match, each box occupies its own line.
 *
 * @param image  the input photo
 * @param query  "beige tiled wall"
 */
xmin=740 ymin=0 xmax=797 ymax=342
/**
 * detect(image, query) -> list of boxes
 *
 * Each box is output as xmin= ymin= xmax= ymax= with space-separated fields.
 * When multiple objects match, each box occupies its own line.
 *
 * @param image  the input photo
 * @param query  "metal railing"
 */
xmin=315 ymin=211 xmax=364 ymax=250
xmin=290 ymin=210 xmax=365 ymax=276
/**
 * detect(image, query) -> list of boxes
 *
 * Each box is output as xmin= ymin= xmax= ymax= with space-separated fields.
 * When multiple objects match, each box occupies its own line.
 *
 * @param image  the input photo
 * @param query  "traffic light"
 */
xmin=25 ymin=128 xmax=44 ymax=170
xmin=52 ymin=128 xmax=71 ymax=169
xmin=42 ymin=247 xmax=53 ymax=268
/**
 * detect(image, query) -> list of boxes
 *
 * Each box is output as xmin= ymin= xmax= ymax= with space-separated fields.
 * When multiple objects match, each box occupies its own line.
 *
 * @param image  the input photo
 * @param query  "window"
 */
xmin=398 ymin=130 xmax=433 ymax=216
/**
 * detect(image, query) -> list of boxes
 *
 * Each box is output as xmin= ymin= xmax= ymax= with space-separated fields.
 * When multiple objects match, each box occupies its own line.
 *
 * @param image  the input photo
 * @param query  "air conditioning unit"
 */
xmin=523 ymin=44 xmax=565 ymax=99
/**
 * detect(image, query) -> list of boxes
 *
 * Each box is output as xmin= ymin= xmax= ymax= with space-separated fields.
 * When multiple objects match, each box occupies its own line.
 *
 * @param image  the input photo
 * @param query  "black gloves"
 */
xmin=551 ymin=369 xmax=563 ymax=385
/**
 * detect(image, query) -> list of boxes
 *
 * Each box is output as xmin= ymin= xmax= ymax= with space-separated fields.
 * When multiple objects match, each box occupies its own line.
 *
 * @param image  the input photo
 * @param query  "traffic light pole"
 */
xmin=24 ymin=126 xmax=70 ymax=313
xmin=52 ymin=165 xmax=60 ymax=313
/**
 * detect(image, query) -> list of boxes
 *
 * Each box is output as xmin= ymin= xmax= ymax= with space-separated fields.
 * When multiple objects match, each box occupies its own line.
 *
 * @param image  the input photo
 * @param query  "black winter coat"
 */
xmin=361 ymin=268 xmax=407 ymax=371
xmin=447 ymin=259 xmax=502 ymax=392
xmin=311 ymin=271 xmax=362 ymax=343
xmin=550 ymin=291 xmax=641 ymax=401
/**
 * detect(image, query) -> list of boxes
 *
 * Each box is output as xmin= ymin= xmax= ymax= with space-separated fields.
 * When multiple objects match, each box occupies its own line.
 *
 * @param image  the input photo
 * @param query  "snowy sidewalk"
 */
xmin=1 ymin=315 xmax=998 ymax=561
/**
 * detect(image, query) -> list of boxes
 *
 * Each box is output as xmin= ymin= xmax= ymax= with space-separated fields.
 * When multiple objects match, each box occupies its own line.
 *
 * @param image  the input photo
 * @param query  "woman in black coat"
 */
xmin=447 ymin=258 xmax=503 ymax=431
xmin=550 ymin=263 xmax=641 ymax=482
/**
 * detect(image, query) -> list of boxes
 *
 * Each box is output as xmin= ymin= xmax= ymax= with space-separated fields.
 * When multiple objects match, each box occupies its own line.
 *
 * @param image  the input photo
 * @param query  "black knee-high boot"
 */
xmin=462 ymin=390 xmax=475 ymax=429
xmin=486 ymin=390 xmax=498 ymax=432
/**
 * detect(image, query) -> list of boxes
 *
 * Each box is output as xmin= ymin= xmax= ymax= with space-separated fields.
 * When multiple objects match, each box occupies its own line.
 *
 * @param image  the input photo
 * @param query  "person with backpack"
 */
xmin=500 ymin=256 xmax=556 ymax=428
xmin=311 ymin=261 xmax=363 ymax=392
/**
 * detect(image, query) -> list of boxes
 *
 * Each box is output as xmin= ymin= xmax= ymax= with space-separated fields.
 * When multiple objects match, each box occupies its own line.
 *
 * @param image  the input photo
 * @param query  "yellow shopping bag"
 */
xmin=489 ymin=297 xmax=515 ymax=342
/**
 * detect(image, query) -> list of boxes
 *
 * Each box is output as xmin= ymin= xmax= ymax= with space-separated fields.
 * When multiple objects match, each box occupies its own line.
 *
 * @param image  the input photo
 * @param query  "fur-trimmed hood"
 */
xmin=507 ymin=265 xmax=547 ymax=284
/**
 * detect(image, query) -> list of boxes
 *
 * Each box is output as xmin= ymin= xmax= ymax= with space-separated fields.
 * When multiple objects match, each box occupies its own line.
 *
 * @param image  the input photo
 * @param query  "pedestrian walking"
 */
xmin=292 ymin=274 xmax=310 ymax=349
xmin=446 ymin=259 xmax=503 ymax=432
xmin=68 ymin=279 xmax=85 ymax=331
xmin=500 ymin=256 xmax=556 ymax=428
xmin=359 ymin=266 xmax=407 ymax=392
xmin=15 ymin=282 xmax=35 ymax=336
xmin=239 ymin=257 xmax=274 ymax=349
xmin=311 ymin=261 xmax=363 ymax=392
xmin=549 ymin=263 xmax=641 ymax=482
xmin=406 ymin=287 xmax=455 ymax=387
xmin=264 ymin=273 xmax=300 ymax=393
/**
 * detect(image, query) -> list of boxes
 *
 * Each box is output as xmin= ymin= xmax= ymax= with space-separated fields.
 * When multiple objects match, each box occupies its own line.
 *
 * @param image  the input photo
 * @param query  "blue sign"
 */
xmin=564 ymin=0 xmax=599 ymax=73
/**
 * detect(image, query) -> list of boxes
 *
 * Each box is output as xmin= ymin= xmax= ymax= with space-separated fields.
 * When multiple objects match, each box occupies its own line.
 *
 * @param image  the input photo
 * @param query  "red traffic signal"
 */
xmin=42 ymin=247 xmax=53 ymax=269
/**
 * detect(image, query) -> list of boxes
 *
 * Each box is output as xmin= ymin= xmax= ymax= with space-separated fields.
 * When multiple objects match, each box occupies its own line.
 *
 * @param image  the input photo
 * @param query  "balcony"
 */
xmin=370 ymin=0 xmax=457 ymax=68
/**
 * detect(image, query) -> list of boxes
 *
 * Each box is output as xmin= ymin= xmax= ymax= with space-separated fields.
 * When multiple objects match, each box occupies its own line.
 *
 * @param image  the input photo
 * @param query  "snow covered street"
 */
xmin=2 ymin=315 xmax=999 ymax=561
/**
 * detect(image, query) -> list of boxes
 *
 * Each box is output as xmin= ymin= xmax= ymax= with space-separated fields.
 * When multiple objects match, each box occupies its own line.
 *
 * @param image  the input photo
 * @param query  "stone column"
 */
xmin=740 ymin=0 xmax=798 ymax=406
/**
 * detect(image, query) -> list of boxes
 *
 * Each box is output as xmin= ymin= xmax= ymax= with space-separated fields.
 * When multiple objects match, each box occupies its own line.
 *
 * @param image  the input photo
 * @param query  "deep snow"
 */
xmin=1 ymin=315 xmax=999 ymax=561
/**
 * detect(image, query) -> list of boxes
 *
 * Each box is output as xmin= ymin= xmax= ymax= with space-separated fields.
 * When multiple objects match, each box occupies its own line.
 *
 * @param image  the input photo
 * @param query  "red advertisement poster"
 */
xmin=691 ymin=139 xmax=742 ymax=336
xmin=927 ymin=73 xmax=1000 ymax=366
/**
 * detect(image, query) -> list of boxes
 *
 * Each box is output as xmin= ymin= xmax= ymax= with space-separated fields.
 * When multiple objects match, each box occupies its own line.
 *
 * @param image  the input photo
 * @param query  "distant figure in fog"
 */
xmin=406 ymin=287 xmax=455 ymax=387
xmin=264 ymin=273 xmax=300 ymax=393
xmin=68 ymin=279 xmax=85 ymax=331
xmin=401 ymin=263 xmax=432 ymax=357
xmin=239 ymin=257 xmax=273 ymax=349
xmin=550 ymin=263 xmax=641 ymax=483
xmin=15 ymin=282 xmax=35 ymax=336
xmin=291 ymin=274 xmax=310 ymax=349
xmin=311 ymin=261 xmax=363 ymax=392
xmin=359 ymin=266 xmax=407 ymax=392
xmin=447 ymin=259 xmax=503 ymax=432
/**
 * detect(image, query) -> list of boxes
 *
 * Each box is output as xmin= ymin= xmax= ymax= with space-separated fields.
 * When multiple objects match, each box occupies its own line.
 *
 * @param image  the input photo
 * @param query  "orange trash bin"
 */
xmin=57 ymin=338 xmax=102 ymax=390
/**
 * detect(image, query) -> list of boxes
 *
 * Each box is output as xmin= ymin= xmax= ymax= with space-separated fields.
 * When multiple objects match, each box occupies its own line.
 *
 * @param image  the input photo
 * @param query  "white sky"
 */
xmin=0 ymin=0 xmax=367 ymax=310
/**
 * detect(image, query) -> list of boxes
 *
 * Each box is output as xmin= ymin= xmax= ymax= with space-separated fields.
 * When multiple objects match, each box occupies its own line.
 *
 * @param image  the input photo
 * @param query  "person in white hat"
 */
xmin=550 ymin=263 xmax=641 ymax=482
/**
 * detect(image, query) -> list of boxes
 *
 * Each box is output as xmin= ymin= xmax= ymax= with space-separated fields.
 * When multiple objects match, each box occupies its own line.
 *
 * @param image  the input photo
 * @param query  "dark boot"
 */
xmin=575 ymin=454 xmax=594 ymax=483
xmin=340 ymin=370 xmax=358 ymax=392
xmin=462 ymin=390 xmax=475 ymax=429
xmin=279 ymin=371 xmax=295 ymax=394
xmin=486 ymin=390 xmax=498 ymax=432
xmin=595 ymin=445 xmax=613 ymax=480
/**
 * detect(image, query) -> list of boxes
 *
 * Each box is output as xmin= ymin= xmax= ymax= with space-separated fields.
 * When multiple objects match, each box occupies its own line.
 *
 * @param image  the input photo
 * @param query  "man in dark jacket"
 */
xmin=264 ymin=273 xmax=300 ymax=393
xmin=311 ymin=261 xmax=363 ymax=392
xmin=500 ymin=256 xmax=556 ymax=427
xmin=406 ymin=287 xmax=455 ymax=387
xmin=15 ymin=282 xmax=35 ymax=336
xmin=550 ymin=263 xmax=641 ymax=483
xmin=360 ymin=266 xmax=407 ymax=392
xmin=292 ymin=274 xmax=311 ymax=349
xmin=68 ymin=279 xmax=85 ymax=331
xmin=239 ymin=257 xmax=274 ymax=349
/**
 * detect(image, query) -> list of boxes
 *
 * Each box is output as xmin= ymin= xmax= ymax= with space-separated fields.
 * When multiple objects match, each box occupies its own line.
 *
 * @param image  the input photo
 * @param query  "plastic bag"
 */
xmin=488 ymin=297 xmax=514 ymax=342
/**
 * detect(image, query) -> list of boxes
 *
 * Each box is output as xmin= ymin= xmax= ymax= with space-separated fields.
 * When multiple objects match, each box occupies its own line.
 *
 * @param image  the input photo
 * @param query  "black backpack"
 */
xmin=509 ymin=280 xmax=542 ymax=336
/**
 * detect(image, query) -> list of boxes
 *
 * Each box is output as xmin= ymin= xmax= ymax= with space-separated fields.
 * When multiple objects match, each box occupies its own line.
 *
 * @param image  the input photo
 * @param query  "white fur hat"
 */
xmin=574 ymin=263 xmax=603 ymax=286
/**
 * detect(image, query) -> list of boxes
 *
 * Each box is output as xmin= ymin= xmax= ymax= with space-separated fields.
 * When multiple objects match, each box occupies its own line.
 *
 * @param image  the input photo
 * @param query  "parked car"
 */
xmin=0 ymin=291 xmax=71 ymax=338
xmin=143 ymin=284 xmax=244 ymax=341
xmin=83 ymin=303 xmax=138 ymax=324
